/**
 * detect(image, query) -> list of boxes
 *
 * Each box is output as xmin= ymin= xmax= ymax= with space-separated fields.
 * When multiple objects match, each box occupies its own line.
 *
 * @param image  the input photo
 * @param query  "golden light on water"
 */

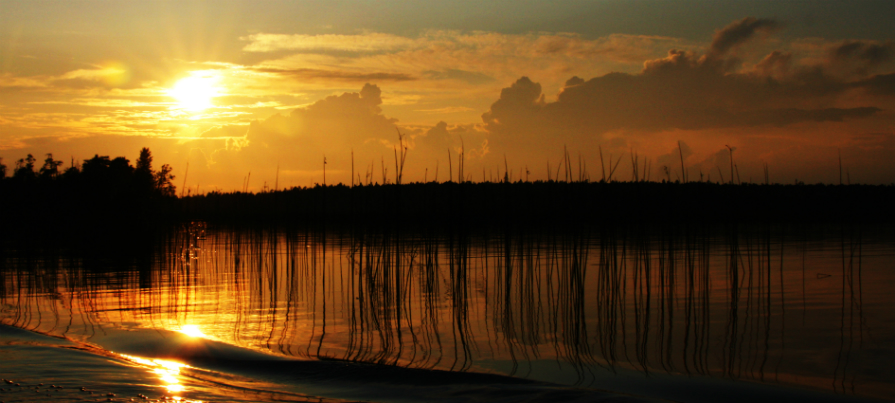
xmin=167 ymin=73 xmax=220 ymax=112
xmin=119 ymin=354 xmax=198 ymax=399
xmin=178 ymin=324 xmax=208 ymax=338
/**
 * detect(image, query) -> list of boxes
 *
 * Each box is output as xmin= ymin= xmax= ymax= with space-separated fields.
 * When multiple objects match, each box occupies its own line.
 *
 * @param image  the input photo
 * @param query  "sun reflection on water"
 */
xmin=177 ymin=324 xmax=208 ymax=339
xmin=119 ymin=354 xmax=201 ymax=401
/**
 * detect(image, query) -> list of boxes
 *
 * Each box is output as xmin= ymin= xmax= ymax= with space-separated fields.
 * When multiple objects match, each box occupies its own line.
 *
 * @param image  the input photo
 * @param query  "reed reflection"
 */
xmin=1 ymin=222 xmax=892 ymax=399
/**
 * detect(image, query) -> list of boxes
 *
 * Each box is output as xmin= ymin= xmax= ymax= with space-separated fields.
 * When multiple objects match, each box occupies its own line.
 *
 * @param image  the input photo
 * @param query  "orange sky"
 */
xmin=2 ymin=2 xmax=894 ymax=190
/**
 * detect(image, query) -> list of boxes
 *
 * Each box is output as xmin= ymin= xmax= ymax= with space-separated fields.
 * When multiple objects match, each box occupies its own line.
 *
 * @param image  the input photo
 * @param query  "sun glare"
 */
xmin=119 ymin=354 xmax=190 ymax=398
xmin=178 ymin=324 xmax=207 ymax=338
xmin=168 ymin=74 xmax=220 ymax=111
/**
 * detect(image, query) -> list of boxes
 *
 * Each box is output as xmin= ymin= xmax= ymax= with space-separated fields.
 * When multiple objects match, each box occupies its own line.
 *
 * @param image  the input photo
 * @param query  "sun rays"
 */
xmin=167 ymin=73 xmax=221 ymax=112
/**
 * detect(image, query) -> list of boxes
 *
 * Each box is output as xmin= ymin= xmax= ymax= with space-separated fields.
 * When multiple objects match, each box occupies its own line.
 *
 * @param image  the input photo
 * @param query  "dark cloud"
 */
xmin=855 ymin=73 xmax=895 ymax=95
xmin=482 ymin=76 xmax=544 ymax=123
xmin=825 ymin=40 xmax=895 ymax=78
xmin=735 ymin=107 xmax=880 ymax=125
xmin=830 ymin=40 xmax=894 ymax=66
xmin=481 ymin=18 xmax=888 ymax=158
xmin=564 ymin=76 xmax=585 ymax=87
xmin=482 ymin=71 xmax=878 ymax=150
xmin=754 ymin=50 xmax=792 ymax=78
xmin=706 ymin=17 xmax=780 ymax=60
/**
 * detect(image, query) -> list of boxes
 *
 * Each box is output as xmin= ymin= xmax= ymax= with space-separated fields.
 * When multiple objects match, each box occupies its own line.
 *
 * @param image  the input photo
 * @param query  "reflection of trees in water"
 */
xmin=0 ymin=222 xmax=876 ymax=393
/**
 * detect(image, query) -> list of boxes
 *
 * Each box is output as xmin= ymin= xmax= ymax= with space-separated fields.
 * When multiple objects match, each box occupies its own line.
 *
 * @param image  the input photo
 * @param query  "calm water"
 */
xmin=1 ymin=223 xmax=894 ymax=402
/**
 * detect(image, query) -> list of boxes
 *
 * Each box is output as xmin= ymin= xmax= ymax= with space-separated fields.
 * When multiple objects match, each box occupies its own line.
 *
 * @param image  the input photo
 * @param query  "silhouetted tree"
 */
xmin=109 ymin=156 xmax=133 ymax=186
xmin=134 ymin=147 xmax=155 ymax=193
xmin=79 ymin=154 xmax=138 ymax=195
xmin=13 ymin=154 xmax=36 ymax=181
xmin=0 ymin=157 xmax=6 ymax=179
xmin=62 ymin=161 xmax=80 ymax=179
xmin=39 ymin=153 xmax=63 ymax=180
xmin=82 ymin=155 xmax=111 ymax=174
xmin=135 ymin=147 xmax=152 ymax=172
xmin=155 ymin=164 xmax=176 ymax=196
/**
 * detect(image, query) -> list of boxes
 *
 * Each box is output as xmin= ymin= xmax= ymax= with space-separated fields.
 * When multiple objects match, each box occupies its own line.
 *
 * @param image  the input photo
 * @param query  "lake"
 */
xmin=1 ymin=222 xmax=893 ymax=402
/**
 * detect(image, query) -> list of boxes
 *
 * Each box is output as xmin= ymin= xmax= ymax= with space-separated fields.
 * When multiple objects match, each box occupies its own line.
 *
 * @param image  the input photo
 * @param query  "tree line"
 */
xmin=0 ymin=147 xmax=176 ymax=197
xmin=0 ymin=148 xmax=179 ymax=245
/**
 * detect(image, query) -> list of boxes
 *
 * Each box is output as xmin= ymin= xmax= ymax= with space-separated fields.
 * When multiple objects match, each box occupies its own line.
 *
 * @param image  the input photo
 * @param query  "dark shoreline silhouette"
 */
xmin=3 ymin=149 xmax=895 ymax=247
xmin=179 ymin=181 xmax=895 ymax=228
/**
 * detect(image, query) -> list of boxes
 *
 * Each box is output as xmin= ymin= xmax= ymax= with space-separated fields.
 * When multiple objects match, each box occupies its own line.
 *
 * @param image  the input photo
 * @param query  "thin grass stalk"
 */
xmin=726 ymin=145 xmax=734 ymax=185
xmin=448 ymin=149 xmax=452 ymax=183
xmin=609 ymin=153 xmax=623 ymax=182
xmin=839 ymin=149 xmax=843 ymax=185
xmin=502 ymin=155 xmax=508 ymax=183
xmin=599 ymin=145 xmax=606 ymax=182
xmin=394 ymin=146 xmax=399 ymax=185
xmin=678 ymin=141 xmax=686 ymax=183
xmin=180 ymin=161 xmax=189 ymax=197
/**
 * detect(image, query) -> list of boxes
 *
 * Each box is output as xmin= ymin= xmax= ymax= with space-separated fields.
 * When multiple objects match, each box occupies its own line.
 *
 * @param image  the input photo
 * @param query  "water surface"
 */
xmin=1 ymin=222 xmax=893 ymax=402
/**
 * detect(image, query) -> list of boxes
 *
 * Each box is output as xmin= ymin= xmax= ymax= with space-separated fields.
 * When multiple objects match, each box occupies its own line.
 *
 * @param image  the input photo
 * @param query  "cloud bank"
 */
xmin=4 ymin=17 xmax=895 ymax=187
xmin=481 ymin=18 xmax=891 ymax=164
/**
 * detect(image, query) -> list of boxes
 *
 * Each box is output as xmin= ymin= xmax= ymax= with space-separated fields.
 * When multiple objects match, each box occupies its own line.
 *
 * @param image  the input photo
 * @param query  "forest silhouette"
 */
xmin=0 ymin=148 xmax=176 ymax=245
xmin=3 ymin=147 xmax=895 ymax=245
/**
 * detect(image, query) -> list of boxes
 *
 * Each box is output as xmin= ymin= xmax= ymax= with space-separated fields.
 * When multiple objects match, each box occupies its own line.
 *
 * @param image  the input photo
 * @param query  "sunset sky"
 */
xmin=2 ymin=1 xmax=894 ymax=190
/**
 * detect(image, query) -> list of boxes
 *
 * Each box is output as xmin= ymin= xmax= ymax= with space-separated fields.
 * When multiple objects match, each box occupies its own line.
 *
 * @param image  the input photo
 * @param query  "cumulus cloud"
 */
xmin=192 ymin=83 xmax=498 ymax=186
xmin=481 ymin=17 xmax=889 ymax=157
xmin=202 ymin=83 xmax=399 ymax=185
xmin=413 ymin=121 xmax=488 ymax=158
xmin=462 ymin=17 xmax=895 ymax=184
xmin=6 ymin=17 xmax=895 ymax=187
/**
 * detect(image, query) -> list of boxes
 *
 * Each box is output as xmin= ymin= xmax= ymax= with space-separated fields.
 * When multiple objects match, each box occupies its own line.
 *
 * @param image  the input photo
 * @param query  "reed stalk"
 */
xmin=599 ymin=145 xmax=606 ymax=182
xmin=180 ymin=161 xmax=189 ymax=197
xmin=678 ymin=141 xmax=686 ymax=183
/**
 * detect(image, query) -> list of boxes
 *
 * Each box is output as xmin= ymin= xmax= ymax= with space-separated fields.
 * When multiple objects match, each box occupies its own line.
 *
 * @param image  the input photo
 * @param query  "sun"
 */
xmin=168 ymin=74 xmax=220 ymax=111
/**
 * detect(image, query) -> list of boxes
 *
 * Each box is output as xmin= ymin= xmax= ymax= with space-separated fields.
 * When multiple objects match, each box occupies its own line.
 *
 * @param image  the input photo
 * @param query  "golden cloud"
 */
xmin=242 ymin=33 xmax=419 ymax=53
